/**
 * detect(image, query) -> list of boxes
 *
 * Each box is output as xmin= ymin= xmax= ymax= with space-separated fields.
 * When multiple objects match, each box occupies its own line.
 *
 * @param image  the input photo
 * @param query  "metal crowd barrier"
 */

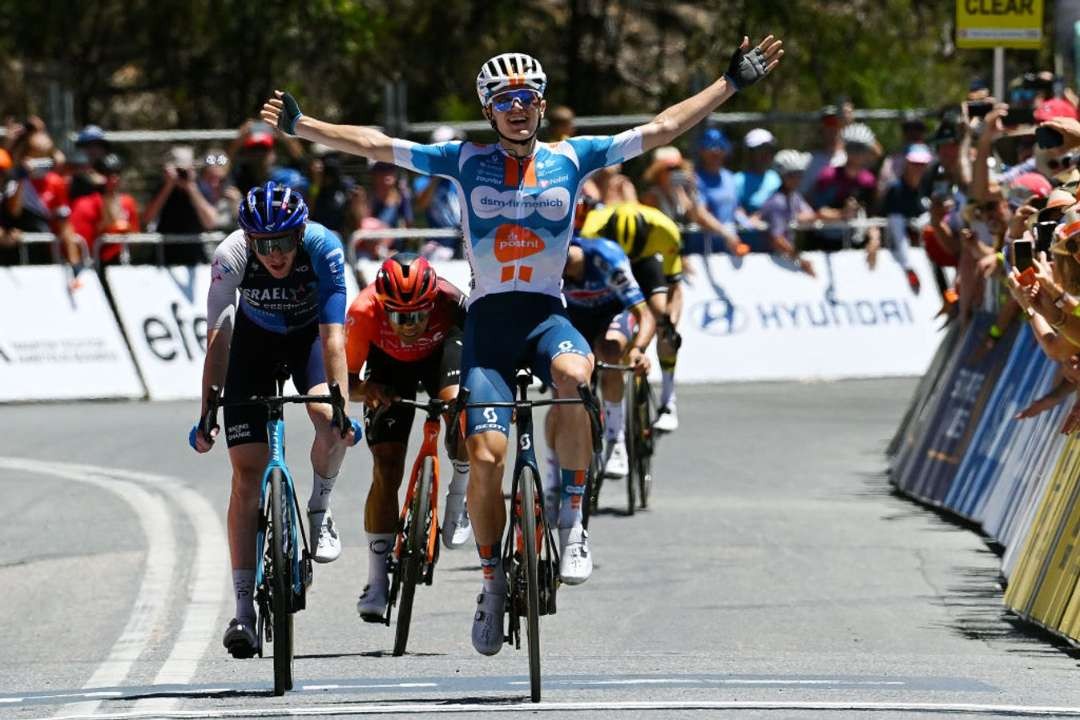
xmin=8 ymin=217 xmax=916 ymax=269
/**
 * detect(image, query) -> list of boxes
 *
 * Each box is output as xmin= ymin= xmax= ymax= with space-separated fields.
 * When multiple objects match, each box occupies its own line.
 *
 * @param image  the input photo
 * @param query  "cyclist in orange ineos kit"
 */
xmin=345 ymin=253 xmax=471 ymax=622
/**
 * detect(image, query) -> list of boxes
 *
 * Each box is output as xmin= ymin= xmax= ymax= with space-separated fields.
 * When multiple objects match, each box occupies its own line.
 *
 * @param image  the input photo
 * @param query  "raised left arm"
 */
xmin=636 ymin=35 xmax=783 ymax=153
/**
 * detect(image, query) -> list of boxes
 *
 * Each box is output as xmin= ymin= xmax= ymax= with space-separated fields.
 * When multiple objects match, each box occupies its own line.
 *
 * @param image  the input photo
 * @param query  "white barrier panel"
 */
xmin=361 ymin=249 xmax=942 ymax=383
xmin=107 ymin=265 xmax=360 ymax=400
xmin=0 ymin=267 xmax=143 ymax=400
xmin=678 ymin=249 xmax=944 ymax=381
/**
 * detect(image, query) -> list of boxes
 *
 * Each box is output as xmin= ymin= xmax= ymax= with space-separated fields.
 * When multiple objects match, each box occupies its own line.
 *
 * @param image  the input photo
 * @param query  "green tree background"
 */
xmin=0 ymin=0 xmax=1057 ymax=134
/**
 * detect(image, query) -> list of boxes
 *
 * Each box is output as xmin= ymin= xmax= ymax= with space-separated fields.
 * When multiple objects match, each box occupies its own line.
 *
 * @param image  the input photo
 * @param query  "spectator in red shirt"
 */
xmin=70 ymin=154 xmax=141 ymax=266
xmin=4 ymin=119 xmax=80 ymax=266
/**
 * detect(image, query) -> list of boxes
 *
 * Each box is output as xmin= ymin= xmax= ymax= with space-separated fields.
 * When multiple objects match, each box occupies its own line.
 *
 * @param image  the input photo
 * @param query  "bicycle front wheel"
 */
xmin=393 ymin=456 xmax=433 ymax=657
xmin=520 ymin=464 xmax=542 ymax=703
xmin=635 ymin=377 xmax=654 ymax=509
xmin=269 ymin=468 xmax=294 ymax=695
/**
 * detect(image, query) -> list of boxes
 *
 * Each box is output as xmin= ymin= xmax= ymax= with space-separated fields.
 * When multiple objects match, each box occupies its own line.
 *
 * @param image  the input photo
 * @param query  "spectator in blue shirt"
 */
xmin=413 ymin=126 xmax=463 ymax=259
xmin=694 ymin=128 xmax=746 ymax=255
xmin=735 ymin=128 xmax=782 ymax=250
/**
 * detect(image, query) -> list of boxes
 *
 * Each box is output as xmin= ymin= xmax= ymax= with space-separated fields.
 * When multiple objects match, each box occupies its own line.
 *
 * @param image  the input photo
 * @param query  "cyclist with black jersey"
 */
xmin=189 ymin=182 xmax=357 ymax=658
xmin=262 ymin=33 xmax=782 ymax=656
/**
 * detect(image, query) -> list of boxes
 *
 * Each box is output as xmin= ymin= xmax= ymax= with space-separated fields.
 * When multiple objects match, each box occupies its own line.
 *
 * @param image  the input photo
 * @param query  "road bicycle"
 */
xmin=372 ymin=396 xmax=450 ymax=656
xmin=587 ymin=361 xmax=657 ymax=519
xmin=199 ymin=373 xmax=353 ymax=696
xmin=457 ymin=370 xmax=602 ymax=702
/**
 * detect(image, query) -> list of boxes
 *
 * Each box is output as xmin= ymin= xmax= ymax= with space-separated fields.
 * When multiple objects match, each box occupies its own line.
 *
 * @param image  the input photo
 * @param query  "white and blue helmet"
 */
xmin=476 ymin=53 xmax=547 ymax=107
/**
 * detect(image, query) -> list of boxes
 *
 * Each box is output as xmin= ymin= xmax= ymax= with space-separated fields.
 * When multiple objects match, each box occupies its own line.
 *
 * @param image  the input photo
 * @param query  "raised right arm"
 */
xmin=261 ymin=91 xmax=396 ymax=164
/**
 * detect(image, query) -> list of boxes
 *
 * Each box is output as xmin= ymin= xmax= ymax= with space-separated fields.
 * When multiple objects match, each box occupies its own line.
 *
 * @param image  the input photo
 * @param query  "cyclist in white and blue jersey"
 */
xmin=551 ymin=235 xmax=656 ymax=486
xmin=189 ymin=182 xmax=358 ymax=659
xmin=261 ymin=34 xmax=782 ymax=656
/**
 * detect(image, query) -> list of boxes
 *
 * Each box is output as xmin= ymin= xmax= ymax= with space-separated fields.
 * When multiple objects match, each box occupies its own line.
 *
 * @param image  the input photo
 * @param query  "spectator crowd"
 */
xmin=6 ymin=71 xmax=1080 ymax=310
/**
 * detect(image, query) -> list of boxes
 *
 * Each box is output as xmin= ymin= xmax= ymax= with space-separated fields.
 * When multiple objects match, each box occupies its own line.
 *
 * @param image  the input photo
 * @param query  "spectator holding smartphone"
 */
xmin=69 ymin=153 xmax=140 ymax=266
xmin=760 ymin=149 xmax=817 ymax=275
xmin=142 ymin=146 xmax=221 ymax=264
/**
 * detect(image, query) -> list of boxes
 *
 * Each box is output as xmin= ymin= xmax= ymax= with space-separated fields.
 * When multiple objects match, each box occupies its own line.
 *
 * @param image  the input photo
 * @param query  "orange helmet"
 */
xmin=374 ymin=252 xmax=439 ymax=311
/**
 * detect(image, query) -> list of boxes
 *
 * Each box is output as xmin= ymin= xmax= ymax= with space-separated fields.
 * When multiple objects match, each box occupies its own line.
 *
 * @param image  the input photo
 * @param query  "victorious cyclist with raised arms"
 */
xmin=262 ymin=35 xmax=782 ymax=656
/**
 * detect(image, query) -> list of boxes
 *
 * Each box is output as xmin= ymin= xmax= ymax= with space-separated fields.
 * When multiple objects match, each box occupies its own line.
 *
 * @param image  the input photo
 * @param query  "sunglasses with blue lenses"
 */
xmin=248 ymin=231 xmax=299 ymax=255
xmin=387 ymin=309 xmax=430 ymax=326
xmin=491 ymin=90 xmax=540 ymax=113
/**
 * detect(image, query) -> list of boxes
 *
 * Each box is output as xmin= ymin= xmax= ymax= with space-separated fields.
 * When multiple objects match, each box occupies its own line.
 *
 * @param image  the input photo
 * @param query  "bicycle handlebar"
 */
xmin=199 ymin=382 xmax=355 ymax=442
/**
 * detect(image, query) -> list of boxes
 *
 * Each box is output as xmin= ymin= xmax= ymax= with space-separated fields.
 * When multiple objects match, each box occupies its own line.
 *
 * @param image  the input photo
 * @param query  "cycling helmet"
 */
xmin=841 ymin=123 xmax=877 ymax=149
xmin=476 ymin=53 xmax=547 ymax=107
xmin=374 ymin=252 xmax=439 ymax=310
xmin=597 ymin=206 xmax=649 ymax=256
xmin=237 ymin=181 xmax=308 ymax=234
xmin=773 ymin=149 xmax=811 ymax=175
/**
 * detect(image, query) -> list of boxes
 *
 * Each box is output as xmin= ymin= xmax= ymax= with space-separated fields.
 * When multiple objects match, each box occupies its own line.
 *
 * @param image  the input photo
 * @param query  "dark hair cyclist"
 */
xmin=189 ymin=181 xmax=360 ymax=659
xmin=261 ymin=34 xmax=783 ymax=657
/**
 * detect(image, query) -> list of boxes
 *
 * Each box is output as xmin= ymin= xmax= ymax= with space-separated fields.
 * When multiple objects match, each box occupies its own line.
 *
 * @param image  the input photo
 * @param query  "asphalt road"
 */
xmin=2 ymin=379 xmax=1079 ymax=719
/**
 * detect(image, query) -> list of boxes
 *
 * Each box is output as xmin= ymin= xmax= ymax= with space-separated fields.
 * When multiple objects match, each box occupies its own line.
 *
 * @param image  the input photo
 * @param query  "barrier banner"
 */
xmin=1004 ymin=435 xmax=1080 ymax=639
xmin=0 ymin=266 xmax=143 ymax=400
xmin=891 ymin=313 xmax=1014 ymax=504
xmin=889 ymin=323 xmax=972 ymax=482
xmin=107 ymin=265 xmax=360 ymax=400
xmin=361 ymin=249 xmax=944 ymax=383
xmin=944 ymin=326 xmax=1058 ymax=521
xmin=887 ymin=323 xmax=962 ymax=458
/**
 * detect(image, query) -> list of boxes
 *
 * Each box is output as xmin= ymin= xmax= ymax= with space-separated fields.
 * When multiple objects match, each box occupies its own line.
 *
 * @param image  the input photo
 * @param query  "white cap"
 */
xmin=744 ymin=128 xmax=776 ymax=149
xmin=431 ymin=125 xmax=460 ymax=144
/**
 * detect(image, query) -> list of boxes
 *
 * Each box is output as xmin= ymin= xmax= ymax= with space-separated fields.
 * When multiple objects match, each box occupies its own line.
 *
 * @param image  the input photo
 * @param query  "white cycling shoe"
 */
xmin=357 ymin=582 xmax=388 ymax=623
xmin=559 ymin=526 xmax=592 ymax=585
xmin=309 ymin=509 xmax=341 ymax=563
xmin=471 ymin=590 xmax=506 ymax=656
xmin=603 ymin=438 xmax=629 ymax=478
xmin=441 ymin=493 xmax=472 ymax=548
xmin=654 ymin=399 xmax=679 ymax=433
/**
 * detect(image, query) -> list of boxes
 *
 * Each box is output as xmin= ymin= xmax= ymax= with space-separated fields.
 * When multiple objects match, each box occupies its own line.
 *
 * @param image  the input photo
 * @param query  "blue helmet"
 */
xmin=237 ymin=181 xmax=308 ymax=234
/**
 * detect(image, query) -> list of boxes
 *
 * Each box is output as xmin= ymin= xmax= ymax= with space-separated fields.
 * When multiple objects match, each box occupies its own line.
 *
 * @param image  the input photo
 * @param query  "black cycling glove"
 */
xmin=724 ymin=42 xmax=769 ymax=91
xmin=278 ymin=92 xmax=303 ymax=135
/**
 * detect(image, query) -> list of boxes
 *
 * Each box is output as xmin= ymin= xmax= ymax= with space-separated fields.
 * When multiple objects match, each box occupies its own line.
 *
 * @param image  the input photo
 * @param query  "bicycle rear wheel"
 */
xmin=269 ymin=469 xmax=294 ymax=695
xmin=393 ymin=456 xmax=433 ymax=656
xmin=520 ymin=464 xmax=542 ymax=703
xmin=635 ymin=377 xmax=654 ymax=509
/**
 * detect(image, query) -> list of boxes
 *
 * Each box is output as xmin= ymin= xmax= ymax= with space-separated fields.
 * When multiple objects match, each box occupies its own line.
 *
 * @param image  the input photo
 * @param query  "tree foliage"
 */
xmin=0 ymin=0 xmax=1050 ymax=131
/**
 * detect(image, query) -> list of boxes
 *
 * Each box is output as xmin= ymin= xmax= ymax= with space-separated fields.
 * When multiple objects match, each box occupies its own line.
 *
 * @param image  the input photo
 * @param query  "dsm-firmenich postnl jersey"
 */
xmin=391 ymin=131 xmax=644 ymax=306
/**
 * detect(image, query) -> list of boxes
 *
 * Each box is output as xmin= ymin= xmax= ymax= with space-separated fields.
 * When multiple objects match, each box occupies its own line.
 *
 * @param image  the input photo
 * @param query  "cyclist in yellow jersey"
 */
xmin=580 ymin=202 xmax=685 ymax=430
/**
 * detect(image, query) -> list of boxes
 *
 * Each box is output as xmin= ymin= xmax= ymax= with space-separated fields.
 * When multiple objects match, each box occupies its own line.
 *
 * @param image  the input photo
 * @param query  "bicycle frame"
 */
xmin=395 ymin=412 xmax=442 ymax=566
xmin=254 ymin=405 xmax=309 ymax=602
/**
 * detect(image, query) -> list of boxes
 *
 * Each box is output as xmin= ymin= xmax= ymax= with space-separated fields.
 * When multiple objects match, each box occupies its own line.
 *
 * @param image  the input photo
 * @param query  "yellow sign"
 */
xmin=956 ymin=0 xmax=1043 ymax=49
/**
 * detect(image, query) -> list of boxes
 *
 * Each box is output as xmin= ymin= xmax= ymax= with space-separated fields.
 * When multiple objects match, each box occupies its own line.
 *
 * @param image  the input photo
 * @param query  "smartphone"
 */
xmin=966 ymin=100 xmax=993 ymax=120
xmin=1013 ymin=238 xmax=1034 ymax=272
xmin=1036 ymin=221 xmax=1057 ymax=254
xmin=1003 ymin=106 xmax=1036 ymax=126
xmin=1036 ymin=125 xmax=1064 ymax=149
xmin=176 ymin=167 xmax=190 ymax=180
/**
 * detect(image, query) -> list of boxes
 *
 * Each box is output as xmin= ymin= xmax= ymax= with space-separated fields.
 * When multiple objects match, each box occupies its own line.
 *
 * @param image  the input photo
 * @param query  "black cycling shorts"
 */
xmin=363 ymin=327 xmax=463 ymax=446
xmin=223 ymin=310 xmax=325 ymax=447
xmin=631 ymin=255 xmax=680 ymax=297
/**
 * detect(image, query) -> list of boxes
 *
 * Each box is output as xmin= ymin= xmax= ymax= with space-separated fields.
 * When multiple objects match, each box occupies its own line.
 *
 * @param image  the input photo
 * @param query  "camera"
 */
xmin=176 ymin=167 xmax=190 ymax=181
xmin=966 ymin=100 xmax=993 ymax=120
xmin=1003 ymin=106 xmax=1036 ymax=126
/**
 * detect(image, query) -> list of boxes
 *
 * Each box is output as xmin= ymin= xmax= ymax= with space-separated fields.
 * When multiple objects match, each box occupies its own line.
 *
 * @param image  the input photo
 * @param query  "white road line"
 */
xmin=0 ymin=458 xmax=178 ymax=719
xmin=0 ymin=458 xmax=228 ymax=717
xmin=303 ymin=683 xmax=440 ymax=691
xmin=29 ymin=699 xmax=1080 ymax=719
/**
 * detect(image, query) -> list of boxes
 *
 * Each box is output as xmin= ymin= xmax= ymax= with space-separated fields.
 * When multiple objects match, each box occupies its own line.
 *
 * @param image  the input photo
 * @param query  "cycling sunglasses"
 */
xmin=387 ymin=308 xmax=430 ymax=326
xmin=490 ymin=90 xmax=540 ymax=113
xmin=248 ymin=231 xmax=300 ymax=255
xmin=1047 ymin=154 xmax=1079 ymax=172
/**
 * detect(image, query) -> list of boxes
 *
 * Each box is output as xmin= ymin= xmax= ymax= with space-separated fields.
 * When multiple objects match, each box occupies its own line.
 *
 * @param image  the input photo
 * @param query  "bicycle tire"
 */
xmin=636 ymin=377 xmax=654 ymax=509
xmin=584 ymin=448 xmax=602 ymax=528
xmin=520 ymin=464 xmax=542 ymax=703
xmin=393 ymin=456 xmax=432 ymax=656
xmin=622 ymin=373 xmax=638 ymax=514
xmin=269 ymin=468 xmax=294 ymax=696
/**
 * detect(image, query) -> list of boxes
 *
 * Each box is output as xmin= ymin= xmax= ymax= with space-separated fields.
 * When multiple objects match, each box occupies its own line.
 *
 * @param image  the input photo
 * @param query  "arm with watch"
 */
xmin=1029 ymin=252 xmax=1080 ymax=348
